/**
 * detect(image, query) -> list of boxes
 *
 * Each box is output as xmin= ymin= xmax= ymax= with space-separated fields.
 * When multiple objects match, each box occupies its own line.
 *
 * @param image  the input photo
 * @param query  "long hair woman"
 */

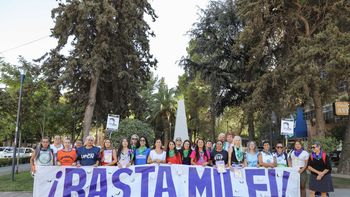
xmin=166 ymin=140 xmax=182 ymax=164
xmin=134 ymin=136 xmax=151 ymax=165
xmin=190 ymin=138 xmax=211 ymax=166
xmin=147 ymin=138 xmax=166 ymax=164
xmin=116 ymin=138 xmax=133 ymax=168
xmin=100 ymin=139 xmax=117 ymax=166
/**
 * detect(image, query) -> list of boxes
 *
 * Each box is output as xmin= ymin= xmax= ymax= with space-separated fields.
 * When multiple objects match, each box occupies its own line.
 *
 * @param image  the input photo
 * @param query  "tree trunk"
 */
xmin=248 ymin=110 xmax=255 ymax=141
xmin=312 ymin=86 xmax=326 ymax=137
xmin=338 ymin=81 xmax=350 ymax=174
xmin=210 ymin=89 xmax=216 ymax=141
xmin=82 ymin=70 xmax=100 ymax=141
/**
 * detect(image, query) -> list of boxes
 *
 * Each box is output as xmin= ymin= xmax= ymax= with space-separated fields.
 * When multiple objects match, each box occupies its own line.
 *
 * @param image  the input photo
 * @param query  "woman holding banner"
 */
xmin=288 ymin=140 xmax=309 ymax=197
xmin=134 ymin=136 xmax=151 ymax=165
xmin=30 ymin=137 xmax=54 ymax=175
xmin=57 ymin=138 xmax=76 ymax=166
xmin=100 ymin=139 xmax=117 ymax=166
xmin=166 ymin=140 xmax=182 ymax=164
xmin=190 ymin=138 xmax=211 ymax=166
xmin=148 ymin=138 xmax=166 ymax=164
xmin=116 ymin=138 xmax=133 ymax=167
xmin=244 ymin=141 xmax=259 ymax=167
xmin=210 ymin=140 xmax=228 ymax=166
xmin=181 ymin=140 xmax=192 ymax=165
xmin=76 ymin=136 xmax=100 ymax=166
xmin=258 ymin=141 xmax=276 ymax=168
xmin=307 ymin=142 xmax=333 ymax=197
xmin=228 ymin=135 xmax=245 ymax=167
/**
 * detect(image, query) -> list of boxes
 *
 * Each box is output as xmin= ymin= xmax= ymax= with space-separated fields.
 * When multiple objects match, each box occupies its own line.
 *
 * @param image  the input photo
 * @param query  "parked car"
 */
xmin=2 ymin=147 xmax=33 ymax=158
xmin=330 ymin=150 xmax=341 ymax=162
xmin=0 ymin=147 xmax=12 ymax=158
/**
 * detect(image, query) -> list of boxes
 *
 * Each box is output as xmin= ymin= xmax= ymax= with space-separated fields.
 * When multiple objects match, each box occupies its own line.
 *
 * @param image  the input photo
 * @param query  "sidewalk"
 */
xmin=0 ymin=164 xmax=31 ymax=176
xmin=0 ymin=192 xmax=32 ymax=197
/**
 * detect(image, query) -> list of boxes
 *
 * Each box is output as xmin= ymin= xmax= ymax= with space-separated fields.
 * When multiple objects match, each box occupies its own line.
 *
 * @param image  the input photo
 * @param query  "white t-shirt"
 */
xmin=289 ymin=150 xmax=309 ymax=169
xmin=260 ymin=151 xmax=275 ymax=164
xmin=149 ymin=150 xmax=166 ymax=161
xmin=50 ymin=144 xmax=63 ymax=163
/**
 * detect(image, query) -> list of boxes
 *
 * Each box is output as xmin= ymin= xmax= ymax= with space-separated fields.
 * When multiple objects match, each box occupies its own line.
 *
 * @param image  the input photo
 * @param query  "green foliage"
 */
xmin=0 ymin=58 xmax=83 ymax=144
xmin=39 ymin=0 xmax=157 ymax=135
xmin=110 ymin=119 xmax=155 ymax=147
xmin=308 ymin=136 xmax=339 ymax=154
xmin=330 ymin=124 xmax=347 ymax=141
xmin=0 ymin=157 xmax=31 ymax=167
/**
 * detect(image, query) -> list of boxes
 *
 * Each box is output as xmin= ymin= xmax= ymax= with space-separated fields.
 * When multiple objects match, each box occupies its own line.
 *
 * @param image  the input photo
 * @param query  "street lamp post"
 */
xmin=11 ymin=67 xmax=26 ymax=181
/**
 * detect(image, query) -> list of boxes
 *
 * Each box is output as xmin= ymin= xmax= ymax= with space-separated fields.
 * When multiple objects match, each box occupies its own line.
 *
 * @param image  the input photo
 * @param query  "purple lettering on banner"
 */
xmin=63 ymin=168 xmax=87 ymax=197
xmin=135 ymin=166 xmax=155 ymax=197
xmin=188 ymin=167 xmax=212 ymax=196
xmin=213 ymin=169 xmax=223 ymax=197
xmin=112 ymin=168 xmax=132 ymax=196
xmin=88 ymin=168 xmax=107 ymax=197
xmin=268 ymin=169 xmax=278 ymax=197
xmin=154 ymin=166 xmax=176 ymax=197
xmin=48 ymin=171 xmax=63 ymax=197
xmin=282 ymin=171 xmax=291 ymax=197
xmin=223 ymin=169 xmax=234 ymax=196
xmin=245 ymin=169 xmax=267 ymax=197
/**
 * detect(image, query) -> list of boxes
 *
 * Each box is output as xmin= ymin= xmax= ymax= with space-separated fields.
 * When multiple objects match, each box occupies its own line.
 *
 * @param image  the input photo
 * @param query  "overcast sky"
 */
xmin=0 ymin=0 xmax=208 ymax=88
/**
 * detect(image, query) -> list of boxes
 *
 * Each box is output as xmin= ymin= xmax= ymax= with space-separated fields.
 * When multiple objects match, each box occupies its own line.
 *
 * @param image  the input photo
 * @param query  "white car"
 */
xmin=2 ymin=147 xmax=33 ymax=158
xmin=0 ymin=147 xmax=12 ymax=158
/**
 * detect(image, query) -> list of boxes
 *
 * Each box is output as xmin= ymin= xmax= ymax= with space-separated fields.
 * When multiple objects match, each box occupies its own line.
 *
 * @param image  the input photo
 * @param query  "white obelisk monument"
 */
xmin=173 ymin=100 xmax=189 ymax=141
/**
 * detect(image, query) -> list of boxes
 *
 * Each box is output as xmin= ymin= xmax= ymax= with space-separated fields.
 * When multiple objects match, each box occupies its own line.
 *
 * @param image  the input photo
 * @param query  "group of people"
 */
xmin=30 ymin=132 xmax=333 ymax=197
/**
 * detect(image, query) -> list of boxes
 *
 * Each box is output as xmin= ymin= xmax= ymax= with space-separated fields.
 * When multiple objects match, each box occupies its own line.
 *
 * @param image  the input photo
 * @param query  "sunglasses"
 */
xmin=131 ymin=138 xmax=138 ymax=140
xmin=311 ymin=146 xmax=317 ymax=149
xmin=276 ymin=146 xmax=283 ymax=149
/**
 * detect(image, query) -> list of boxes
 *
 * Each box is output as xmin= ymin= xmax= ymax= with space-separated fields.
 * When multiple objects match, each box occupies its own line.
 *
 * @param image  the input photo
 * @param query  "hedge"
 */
xmin=0 ymin=157 xmax=31 ymax=167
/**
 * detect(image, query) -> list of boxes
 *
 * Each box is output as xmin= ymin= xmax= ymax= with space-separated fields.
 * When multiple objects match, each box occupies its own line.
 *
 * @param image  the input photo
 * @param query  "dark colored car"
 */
xmin=330 ymin=150 xmax=341 ymax=162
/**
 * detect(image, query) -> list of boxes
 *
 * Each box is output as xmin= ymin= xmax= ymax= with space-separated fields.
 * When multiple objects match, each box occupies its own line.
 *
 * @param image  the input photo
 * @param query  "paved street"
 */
xmin=0 ymin=163 xmax=30 ymax=176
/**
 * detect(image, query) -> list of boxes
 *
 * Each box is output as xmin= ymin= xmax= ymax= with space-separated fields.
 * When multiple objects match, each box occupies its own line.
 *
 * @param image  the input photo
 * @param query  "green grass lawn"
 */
xmin=0 ymin=171 xmax=349 ymax=192
xmin=0 ymin=172 xmax=33 ymax=191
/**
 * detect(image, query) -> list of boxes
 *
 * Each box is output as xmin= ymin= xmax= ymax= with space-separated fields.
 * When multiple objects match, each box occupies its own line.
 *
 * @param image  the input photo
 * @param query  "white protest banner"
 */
xmin=281 ymin=119 xmax=294 ymax=135
xmin=106 ymin=114 xmax=119 ymax=131
xmin=34 ymin=165 xmax=300 ymax=197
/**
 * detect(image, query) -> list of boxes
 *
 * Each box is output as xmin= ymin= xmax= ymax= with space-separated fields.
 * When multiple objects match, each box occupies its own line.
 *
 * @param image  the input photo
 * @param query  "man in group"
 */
xmin=175 ymin=137 xmax=182 ymax=151
xmin=76 ymin=136 xmax=100 ymax=166
xmin=225 ymin=132 xmax=234 ymax=151
xmin=74 ymin=139 xmax=83 ymax=149
xmin=213 ymin=133 xmax=228 ymax=151
xmin=50 ymin=135 xmax=63 ymax=165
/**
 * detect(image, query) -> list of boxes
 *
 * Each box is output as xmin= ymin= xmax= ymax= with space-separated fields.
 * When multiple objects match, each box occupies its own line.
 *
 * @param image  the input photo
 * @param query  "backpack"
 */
xmin=35 ymin=147 xmax=54 ymax=163
xmin=310 ymin=152 xmax=327 ymax=164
